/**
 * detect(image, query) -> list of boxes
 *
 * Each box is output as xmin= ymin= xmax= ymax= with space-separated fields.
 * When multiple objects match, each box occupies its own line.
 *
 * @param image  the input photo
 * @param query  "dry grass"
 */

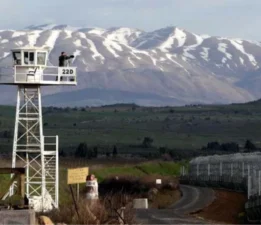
xmin=41 ymin=193 xmax=135 ymax=224
xmin=149 ymin=189 xmax=181 ymax=209
xmin=41 ymin=175 xmax=180 ymax=224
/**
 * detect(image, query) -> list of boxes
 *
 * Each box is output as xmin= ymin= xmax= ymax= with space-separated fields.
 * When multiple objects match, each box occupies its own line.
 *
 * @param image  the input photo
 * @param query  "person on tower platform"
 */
xmin=57 ymin=52 xmax=74 ymax=81
xmin=59 ymin=52 xmax=74 ymax=67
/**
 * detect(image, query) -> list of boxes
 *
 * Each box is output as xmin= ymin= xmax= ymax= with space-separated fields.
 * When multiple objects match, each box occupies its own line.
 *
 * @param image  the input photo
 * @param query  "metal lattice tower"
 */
xmin=0 ymin=47 xmax=77 ymax=212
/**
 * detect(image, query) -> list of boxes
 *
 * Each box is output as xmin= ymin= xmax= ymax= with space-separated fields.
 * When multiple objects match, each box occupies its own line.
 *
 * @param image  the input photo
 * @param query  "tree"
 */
xmin=75 ymin=143 xmax=88 ymax=158
xmin=113 ymin=145 xmax=118 ymax=157
xmin=202 ymin=141 xmax=239 ymax=152
xmin=142 ymin=137 xmax=154 ymax=148
xmin=244 ymin=139 xmax=257 ymax=151
xmin=159 ymin=147 xmax=167 ymax=155
xmin=92 ymin=146 xmax=98 ymax=158
xmin=220 ymin=142 xmax=239 ymax=152
xmin=205 ymin=142 xmax=221 ymax=150
xmin=169 ymin=109 xmax=174 ymax=113
xmin=59 ymin=150 xmax=67 ymax=157
xmin=132 ymin=106 xmax=136 ymax=111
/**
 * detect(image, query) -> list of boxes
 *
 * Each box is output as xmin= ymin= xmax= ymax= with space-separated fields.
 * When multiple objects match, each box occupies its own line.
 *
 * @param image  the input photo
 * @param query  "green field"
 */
xmin=0 ymin=102 xmax=261 ymax=156
xmin=1 ymin=100 xmax=260 ymax=206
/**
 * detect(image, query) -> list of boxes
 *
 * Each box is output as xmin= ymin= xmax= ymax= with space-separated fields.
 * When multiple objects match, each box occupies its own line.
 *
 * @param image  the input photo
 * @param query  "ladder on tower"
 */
xmin=43 ymin=136 xmax=59 ymax=208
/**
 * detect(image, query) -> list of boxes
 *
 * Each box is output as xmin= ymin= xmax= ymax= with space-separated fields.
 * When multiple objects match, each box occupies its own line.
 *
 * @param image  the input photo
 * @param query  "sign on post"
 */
xmin=67 ymin=167 xmax=89 ymax=185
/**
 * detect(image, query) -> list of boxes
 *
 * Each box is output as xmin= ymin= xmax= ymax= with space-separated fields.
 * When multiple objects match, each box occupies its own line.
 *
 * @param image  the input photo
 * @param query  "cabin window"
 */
xmin=24 ymin=52 xmax=35 ymax=65
xmin=37 ymin=52 xmax=46 ymax=65
xmin=13 ymin=52 xmax=21 ymax=65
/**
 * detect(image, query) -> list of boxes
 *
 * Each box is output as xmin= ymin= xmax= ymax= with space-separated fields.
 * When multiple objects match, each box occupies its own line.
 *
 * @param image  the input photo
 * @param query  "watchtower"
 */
xmin=0 ymin=47 xmax=77 ymax=212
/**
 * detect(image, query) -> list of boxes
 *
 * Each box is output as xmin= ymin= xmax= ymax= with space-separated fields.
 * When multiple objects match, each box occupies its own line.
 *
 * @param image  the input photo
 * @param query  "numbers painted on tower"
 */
xmin=58 ymin=67 xmax=76 ymax=77
xmin=62 ymin=69 xmax=74 ymax=74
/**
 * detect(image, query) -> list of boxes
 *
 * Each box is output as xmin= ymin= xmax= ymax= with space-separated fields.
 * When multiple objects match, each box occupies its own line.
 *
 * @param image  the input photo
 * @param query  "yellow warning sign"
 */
xmin=67 ymin=167 xmax=89 ymax=184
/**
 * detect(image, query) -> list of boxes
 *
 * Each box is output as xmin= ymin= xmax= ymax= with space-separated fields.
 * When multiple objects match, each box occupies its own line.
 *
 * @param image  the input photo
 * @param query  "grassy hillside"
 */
xmin=1 ymin=101 xmax=260 ymax=207
xmin=0 ymin=102 xmax=261 ymax=156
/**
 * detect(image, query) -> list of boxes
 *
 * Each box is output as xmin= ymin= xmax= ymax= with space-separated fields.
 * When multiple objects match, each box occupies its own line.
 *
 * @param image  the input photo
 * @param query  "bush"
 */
xmin=142 ymin=137 xmax=154 ymax=148
xmin=75 ymin=143 xmax=88 ymax=158
xmin=244 ymin=139 xmax=257 ymax=151
xmin=42 ymin=193 xmax=135 ymax=224
xmin=202 ymin=141 xmax=239 ymax=152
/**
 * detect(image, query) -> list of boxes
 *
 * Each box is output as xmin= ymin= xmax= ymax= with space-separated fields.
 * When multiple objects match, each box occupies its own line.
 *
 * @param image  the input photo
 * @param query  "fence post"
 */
xmin=248 ymin=164 xmax=250 ymax=178
xmin=248 ymin=175 xmax=251 ymax=199
xmin=220 ymin=162 xmax=223 ymax=176
xmin=197 ymin=164 xmax=199 ymax=177
xmin=208 ymin=164 xmax=210 ymax=177
xmin=258 ymin=170 xmax=261 ymax=196
xmin=253 ymin=169 xmax=256 ymax=195
xmin=242 ymin=162 xmax=245 ymax=177
xmin=231 ymin=163 xmax=233 ymax=177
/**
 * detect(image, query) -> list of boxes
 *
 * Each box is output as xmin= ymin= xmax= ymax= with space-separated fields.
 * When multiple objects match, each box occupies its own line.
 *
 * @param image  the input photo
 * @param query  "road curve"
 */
xmin=135 ymin=185 xmax=215 ymax=224
xmin=170 ymin=185 xmax=215 ymax=214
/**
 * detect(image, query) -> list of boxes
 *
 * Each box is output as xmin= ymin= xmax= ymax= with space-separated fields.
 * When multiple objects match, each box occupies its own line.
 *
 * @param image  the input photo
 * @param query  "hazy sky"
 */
xmin=0 ymin=0 xmax=260 ymax=40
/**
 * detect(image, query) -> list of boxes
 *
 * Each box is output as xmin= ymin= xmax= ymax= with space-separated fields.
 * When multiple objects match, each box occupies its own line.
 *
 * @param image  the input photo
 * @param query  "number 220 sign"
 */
xmin=58 ymin=67 xmax=76 ymax=76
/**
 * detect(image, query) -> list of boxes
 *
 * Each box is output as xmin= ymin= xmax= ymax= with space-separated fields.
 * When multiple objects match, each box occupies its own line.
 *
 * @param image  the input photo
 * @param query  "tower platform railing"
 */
xmin=0 ymin=66 xmax=77 ymax=85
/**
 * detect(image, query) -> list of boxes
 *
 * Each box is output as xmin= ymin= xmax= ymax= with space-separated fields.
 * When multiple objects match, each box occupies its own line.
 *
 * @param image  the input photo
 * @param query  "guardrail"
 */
xmin=0 ymin=66 xmax=77 ymax=85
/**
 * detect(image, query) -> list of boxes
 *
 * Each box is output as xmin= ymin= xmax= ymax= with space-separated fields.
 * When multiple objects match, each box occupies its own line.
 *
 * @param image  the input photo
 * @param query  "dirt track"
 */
xmin=192 ymin=189 xmax=247 ymax=224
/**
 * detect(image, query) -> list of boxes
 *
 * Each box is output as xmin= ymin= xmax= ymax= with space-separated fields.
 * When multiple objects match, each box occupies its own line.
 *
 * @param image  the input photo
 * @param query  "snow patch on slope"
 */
xmin=106 ymin=28 xmax=138 ymax=45
xmin=200 ymin=47 xmax=210 ymax=61
xmin=230 ymin=39 xmax=258 ymax=67
xmin=88 ymin=28 xmax=106 ymax=35
xmin=159 ymin=28 xmax=187 ymax=52
xmin=1 ymin=39 xmax=8 ymax=44
xmin=74 ymin=39 xmax=82 ymax=47
xmin=0 ymin=52 xmax=10 ymax=59
xmin=27 ymin=30 xmax=43 ymax=46
xmin=12 ymin=32 xmax=26 ymax=38
xmin=103 ymin=33 xmax=125 ymax=57
xmin=222 ymin=57 xmax=227 ymax=63
xmin=86 ymin=38 xmax=105 ymax=62
xmin=166 ymin=53 xmax=189 ymax=74
xmin=128 ymin=57 xmax=135 ymax=67
xmin=44 ymin=30 xmax=61 ymax=49
xmin=183 ymin=34 xmax=204 ymax=60
xmin=218 ymin=43 xmax=232 ymax=60
xmin=64 ymin=30 xmax=73 ymax=39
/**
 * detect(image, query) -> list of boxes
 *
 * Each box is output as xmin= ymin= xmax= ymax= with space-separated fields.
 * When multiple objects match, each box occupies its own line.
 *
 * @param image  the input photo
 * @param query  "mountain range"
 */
xmin=1 ymin=23 xmax=261 ymax=106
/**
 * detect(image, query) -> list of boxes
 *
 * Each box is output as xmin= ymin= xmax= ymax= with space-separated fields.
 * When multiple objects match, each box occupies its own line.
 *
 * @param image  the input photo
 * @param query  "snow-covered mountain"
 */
xmin=1 ymin=23 xmax=261 ymax=106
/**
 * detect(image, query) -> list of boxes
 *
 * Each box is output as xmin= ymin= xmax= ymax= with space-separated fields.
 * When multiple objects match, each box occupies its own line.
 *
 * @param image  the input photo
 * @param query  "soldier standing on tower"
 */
xmin=57 ymin=52 xmax=74 ymax=81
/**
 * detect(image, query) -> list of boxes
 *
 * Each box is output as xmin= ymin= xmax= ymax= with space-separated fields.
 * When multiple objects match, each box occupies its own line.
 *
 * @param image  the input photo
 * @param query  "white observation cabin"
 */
xmin=0 ymin=47 xmax=77 ymax=212
xmin=0 ymin=47 xmax=77 ymax=85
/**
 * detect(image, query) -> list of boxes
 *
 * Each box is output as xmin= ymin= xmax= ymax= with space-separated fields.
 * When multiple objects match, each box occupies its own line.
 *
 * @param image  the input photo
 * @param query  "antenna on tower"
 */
xmin=0 ymin=47 xmax=77 ymax=212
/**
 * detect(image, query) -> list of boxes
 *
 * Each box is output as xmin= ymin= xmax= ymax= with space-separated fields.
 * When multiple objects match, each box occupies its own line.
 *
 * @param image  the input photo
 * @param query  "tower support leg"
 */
xmin=11 ymin=85 xmax=48 ymax=211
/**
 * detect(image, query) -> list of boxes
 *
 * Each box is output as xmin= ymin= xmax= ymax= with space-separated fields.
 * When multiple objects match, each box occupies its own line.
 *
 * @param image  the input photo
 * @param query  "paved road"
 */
xmin=135 ymin=185 xmax=215 ymax=224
